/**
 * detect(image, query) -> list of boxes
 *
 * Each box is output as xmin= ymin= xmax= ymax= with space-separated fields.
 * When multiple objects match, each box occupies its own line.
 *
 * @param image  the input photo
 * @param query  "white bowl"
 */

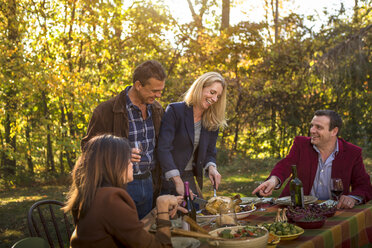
xmin=208 ymin=226 xmax=269 ymax=248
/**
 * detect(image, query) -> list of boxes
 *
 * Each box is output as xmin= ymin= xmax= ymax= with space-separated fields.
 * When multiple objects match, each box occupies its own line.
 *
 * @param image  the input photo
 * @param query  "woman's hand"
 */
xmin=156 ymin=195 xmax=188 ymax=218
xmin=208 ymin=166 xmax=221 ymax=190
xmin=171 ymin=176 xmax=184 ymax=196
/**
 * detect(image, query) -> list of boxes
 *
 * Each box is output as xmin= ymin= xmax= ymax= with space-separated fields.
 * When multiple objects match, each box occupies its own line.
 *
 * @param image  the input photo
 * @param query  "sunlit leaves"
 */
xmin=0 ymin=0 xmax=371 ymax=185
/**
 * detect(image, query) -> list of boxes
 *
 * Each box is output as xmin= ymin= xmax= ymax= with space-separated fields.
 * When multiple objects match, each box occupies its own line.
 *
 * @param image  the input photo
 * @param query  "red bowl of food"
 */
xmin=322 ymin=210 xmax=336 ymax=218
xmin=295 ymin=216 xmax=326 ymax=229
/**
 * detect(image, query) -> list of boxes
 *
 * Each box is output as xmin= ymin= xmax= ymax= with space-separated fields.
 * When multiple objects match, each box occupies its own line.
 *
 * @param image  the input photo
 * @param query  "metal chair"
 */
xmin=27 ymin=200 xmax=75 ymax=248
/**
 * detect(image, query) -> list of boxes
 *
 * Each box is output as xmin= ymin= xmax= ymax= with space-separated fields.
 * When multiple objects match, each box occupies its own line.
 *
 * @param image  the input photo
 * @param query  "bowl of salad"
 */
xmin=208 ymin=225 xmax=268 ymax=248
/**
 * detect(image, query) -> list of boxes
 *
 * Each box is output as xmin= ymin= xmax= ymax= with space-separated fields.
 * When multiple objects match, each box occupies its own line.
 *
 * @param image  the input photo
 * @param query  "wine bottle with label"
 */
xmin=182 ymin=181 xmax=196 ymax=230
xmin=289 ymin=165 xmax=304 ymax=208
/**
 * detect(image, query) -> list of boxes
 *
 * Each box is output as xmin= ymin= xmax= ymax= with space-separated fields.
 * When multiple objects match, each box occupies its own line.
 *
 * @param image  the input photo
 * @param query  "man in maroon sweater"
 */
xmin=253 ymin=110 xmax=372 ymax=209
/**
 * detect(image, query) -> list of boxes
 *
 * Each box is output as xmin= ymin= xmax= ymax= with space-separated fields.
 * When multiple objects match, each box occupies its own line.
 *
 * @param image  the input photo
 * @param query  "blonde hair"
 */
xmin=184 ymin=72 xmax=227 ymax=131
xmin=63 ymin=135 xmax=131 ymax=220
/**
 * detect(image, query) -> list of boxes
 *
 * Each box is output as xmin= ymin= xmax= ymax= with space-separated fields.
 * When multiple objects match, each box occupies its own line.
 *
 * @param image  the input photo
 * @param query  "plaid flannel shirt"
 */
xmin=125 ymin=88 xmax=155 ymax=171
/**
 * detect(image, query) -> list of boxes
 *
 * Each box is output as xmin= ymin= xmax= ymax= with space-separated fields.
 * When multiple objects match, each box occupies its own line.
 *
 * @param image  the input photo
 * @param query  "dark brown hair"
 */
xmin=63 ymin=135 xmax=131 ymax=220
xmin=132 ymin=60 xmax=166 ymax=85
xmin=314 ymin=110 xmax=343 ymax=135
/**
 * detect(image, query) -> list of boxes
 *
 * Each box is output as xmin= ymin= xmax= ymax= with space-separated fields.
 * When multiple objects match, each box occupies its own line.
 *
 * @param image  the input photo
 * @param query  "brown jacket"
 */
xmin=81 ymin=88 xmax=164 ymax=202
xmin=70 ymin=187 xmax=172 ymax=248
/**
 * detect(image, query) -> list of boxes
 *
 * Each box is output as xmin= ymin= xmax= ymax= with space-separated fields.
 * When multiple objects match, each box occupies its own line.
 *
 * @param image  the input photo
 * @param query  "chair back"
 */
xmin=11 ymin=237 xmax=49 ymax=248
xmin=27 ymin=200 xmax=75 ymax=248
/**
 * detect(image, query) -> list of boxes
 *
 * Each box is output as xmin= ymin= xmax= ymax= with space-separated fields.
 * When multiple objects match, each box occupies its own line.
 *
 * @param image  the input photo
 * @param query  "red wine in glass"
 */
xmin=331 ymin=190 xmax=343 ymax=199
xmin=330 ymin=178 xmax=343 ymax=201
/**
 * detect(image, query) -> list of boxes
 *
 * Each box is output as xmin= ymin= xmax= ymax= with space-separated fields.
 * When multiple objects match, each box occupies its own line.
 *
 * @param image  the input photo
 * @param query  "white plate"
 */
xmin=275 ymin=195 xmax=318 ymax=205
xmin=240 ymin=197 xmax=273 ymax=205
xmin=196 ymin=205 xmax=257 ymax=221
xmin=319 ymin=199 xmax=337 ymax=207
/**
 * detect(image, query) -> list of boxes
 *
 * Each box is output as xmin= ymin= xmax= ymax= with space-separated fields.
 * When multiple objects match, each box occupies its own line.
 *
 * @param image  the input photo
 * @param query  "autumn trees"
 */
xmin=0 ymin=0 xmax=371 ymax=186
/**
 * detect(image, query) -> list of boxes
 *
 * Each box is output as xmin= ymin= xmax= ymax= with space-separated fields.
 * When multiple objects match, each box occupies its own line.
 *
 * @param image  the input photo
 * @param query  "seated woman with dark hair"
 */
xmin=63 ymin=134 xmax=186 ymax=248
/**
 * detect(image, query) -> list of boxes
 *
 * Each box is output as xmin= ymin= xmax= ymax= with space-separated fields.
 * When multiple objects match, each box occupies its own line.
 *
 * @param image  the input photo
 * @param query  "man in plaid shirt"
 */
xmin=82 ymin=60 xmax=166 ymax=219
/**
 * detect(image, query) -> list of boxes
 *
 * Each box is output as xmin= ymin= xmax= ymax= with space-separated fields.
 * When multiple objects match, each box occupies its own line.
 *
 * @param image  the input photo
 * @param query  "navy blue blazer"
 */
xmin=156 ymin=102 xmax=219 ymax=189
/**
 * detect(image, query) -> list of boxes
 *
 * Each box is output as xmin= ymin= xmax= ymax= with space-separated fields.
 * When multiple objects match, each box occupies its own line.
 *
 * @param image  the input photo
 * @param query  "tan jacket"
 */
xmin=81 ymin=88 xmax=164 ymax=201
xmin=70 ymin=187 xmax=172 ymax=248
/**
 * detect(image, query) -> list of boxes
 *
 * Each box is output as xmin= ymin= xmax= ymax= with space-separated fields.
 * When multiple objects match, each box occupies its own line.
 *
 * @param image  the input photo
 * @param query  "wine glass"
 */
xmin=330 ymin=178 xmax=343 ymax=203
xmin=254 ymin=181 xmax=266 ymax=211
xmin=130 ymin=141 xmax=142 ymax=174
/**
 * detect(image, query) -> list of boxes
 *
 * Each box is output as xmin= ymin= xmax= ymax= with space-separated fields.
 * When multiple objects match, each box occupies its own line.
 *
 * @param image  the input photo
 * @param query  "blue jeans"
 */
xmin=127 ymin=176 xmax=153 ymax=220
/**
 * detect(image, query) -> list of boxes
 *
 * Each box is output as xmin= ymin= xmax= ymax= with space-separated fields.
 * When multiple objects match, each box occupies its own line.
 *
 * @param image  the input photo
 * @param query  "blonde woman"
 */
xmin=63 ymin=135 xmax=186 ymax=248
xmin=157 ymin=72 xmax=227 ymax=198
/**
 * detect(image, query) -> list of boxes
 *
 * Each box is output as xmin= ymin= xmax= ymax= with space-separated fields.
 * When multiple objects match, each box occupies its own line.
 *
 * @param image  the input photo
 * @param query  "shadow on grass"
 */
xmin=202 ymin=156 xmax=284 ymax=198
xmin=0 ymin=186 xmax=69 ymax=248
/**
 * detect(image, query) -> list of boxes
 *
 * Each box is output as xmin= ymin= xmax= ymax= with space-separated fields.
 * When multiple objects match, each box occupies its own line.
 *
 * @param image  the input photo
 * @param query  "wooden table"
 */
xmin=242 ymin=201 xmax=372 ymax=248
xmin=143 ymin=201 xmax=372 ymax=247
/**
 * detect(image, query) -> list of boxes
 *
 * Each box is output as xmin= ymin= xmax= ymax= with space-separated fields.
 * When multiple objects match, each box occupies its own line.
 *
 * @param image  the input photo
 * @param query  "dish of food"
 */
xmin=208 ymin=226 xmax=269 ymax=248
xmin=240 ymin=197 xmax=273 ymax=205
xmin=217 ymin=225 xmax=267 ymax=239
xmin=267 ymin=233 xmax=280 ymax=247
xmin=197 ymin=195 xmax=256 ymax=221
xmin=275 ymin=195 xmax=318 ymax=205
xmin=204 ymin=195 xmax=242 ymax=215
xmin=197 ymin=205 xmax=256 ymax=221
xmin=260 ymin=222 xmax=304 ymax=240
xmin=286 ymin=204 xmax=336 ymax=222
xmin=295 ymin=216 xmax=326 ymax=229
xmin=274 ymin=230 xmax=304 ymax=241
xmin=319 ymin=199 xmax=337 ymax=207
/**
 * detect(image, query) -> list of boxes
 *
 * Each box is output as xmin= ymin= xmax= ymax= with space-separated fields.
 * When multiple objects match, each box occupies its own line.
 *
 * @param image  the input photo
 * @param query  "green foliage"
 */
xmin=0 ymin=0 xmax=371 ymax=186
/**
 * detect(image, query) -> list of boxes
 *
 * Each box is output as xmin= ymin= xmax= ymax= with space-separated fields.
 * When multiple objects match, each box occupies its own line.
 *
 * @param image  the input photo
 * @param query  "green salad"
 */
xmin=218 ymin=226 xmax=266 ymax=239
xmin=262 ymin=222 xmax=303 ymax=236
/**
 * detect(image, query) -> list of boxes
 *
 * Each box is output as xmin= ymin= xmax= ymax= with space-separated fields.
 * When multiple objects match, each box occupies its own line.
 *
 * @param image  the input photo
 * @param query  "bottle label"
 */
xmin=290 ymin=185 xmax=304 ymax=207
xmin=290 ymin=190 xmax=296 ymax=207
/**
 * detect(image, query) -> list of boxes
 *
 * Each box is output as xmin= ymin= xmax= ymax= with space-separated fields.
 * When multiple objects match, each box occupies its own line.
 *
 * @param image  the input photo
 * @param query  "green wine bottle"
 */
xmin=289 ymin=165 xmax=304 ymax=208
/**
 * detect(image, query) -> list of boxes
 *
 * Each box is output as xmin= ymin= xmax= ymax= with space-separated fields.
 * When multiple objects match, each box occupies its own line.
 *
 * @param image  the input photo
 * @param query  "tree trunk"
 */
xmin=233 ymin=57 xmax=241 ymax=151
xmin=353 ymin=0 xmax=358 ymax=23
xmin=66 ymin=105 xmax=76 ymax=169
xmin=25 ymin=121 xmax=34 ymax=174
xmin=62 ymin=0 xmax=77 ymax=170
xmin=270 ymin=106 xmax=278 ymax=157
xmin=3 ymin=103 xmax=17 ymax=176
xmin=42 ymin=91 xmax=55 ymax=173
xmin=264 ymin=0 xmax=273 ymax=44
xmin=186 ymin=0 xmax=205 ymax=29
xmin=274 ymin=0 xmax=279 ymax=43
xmin=221 ymin=0 xmax=230 ymax=30
xmin=1 ymin=0 xmax=19 ymax=176
xmin=59 ymin=105 xmax=65 ymax=175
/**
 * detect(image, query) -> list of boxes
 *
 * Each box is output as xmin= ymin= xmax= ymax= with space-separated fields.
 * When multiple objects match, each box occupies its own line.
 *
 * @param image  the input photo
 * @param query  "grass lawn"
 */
xmin=1 ymin=152 xmax=371 ymax=248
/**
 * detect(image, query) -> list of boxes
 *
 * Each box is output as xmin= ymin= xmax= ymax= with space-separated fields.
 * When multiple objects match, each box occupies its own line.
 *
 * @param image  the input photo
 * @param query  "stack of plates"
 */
xmin=275 ymin=195 xmax=317 ymax=205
